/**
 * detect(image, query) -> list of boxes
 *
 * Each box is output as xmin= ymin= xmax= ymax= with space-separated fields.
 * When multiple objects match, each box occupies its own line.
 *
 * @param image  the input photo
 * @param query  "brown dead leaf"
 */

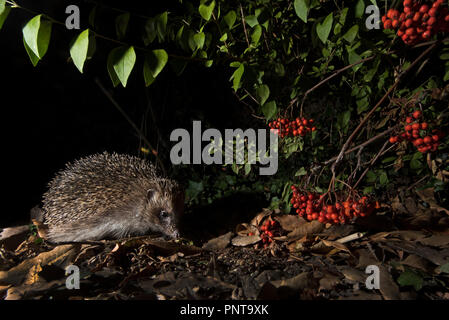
xmin=382 ymin=239 xmax=449 ymax=266
xmin=404 ymin=197 xmax=418 ymax=213
xmin=401 ymin=254 xmax=433 ymax=273
xmin=416 ymin=188 xmax=449 ymax=215
xmin=355 ymin=249 xmax=379 ymax=268
xmin=391 ymin=195 xmax=408 ymax=214
xmin=287 ymin=220 xmax=324 ymax=240
xmin=310 ymin=239 xmax=352 ymax=256
xmin=249 ymin=208 xmax=272 ymax=226
xmin=269 ymin=271 xmax=316 ymax=295
xmin=202 ymin=232 xmax=233 ymax=251
xmin=275 ymin=215 xmax=306 ymax=232
xmin=319 ymin=272 xmax=341 ymax=291
xmin=337 ymin=266 xmax=366 ymax=283
xmin=0 ymin=226 xmax=29 ymax=251
xmin=231 ymin=235 xmax=260 ymax=247
xmin=235 ymin=223 xmax=258 ymax=236
xmin=0 ymin=244 xmax=79 ymax=286
xmin=379 ymin=265 xmax=401 ymax=300
xmin=417 ymin=235 xmax=449 ymax=247
xmin=122 ymin=237 xmax=202 ymax=256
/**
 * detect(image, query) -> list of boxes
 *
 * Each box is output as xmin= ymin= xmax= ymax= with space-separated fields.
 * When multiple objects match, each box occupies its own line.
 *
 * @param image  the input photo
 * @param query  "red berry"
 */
xmin=419 ymin=5 xmax=429 ymax=14
xmin=412 ymin=123 xmax=420 ymax=130
xmin=403 ymin=0 xmax=412 ymax=7
xmin=428 ymin=8 xmax=437 ymax=17
xmin=405 ymin=18 xmax=413 ymax=28
xmin=412 ymin=12 xmax=421 ymax=22
xmin=389 ymin=136 xmax=397 ymax=143
xmin=422 ymin=30 xmax=432 ymax=39
xmin=423 ymin=136 xmax=432 ymax=144
xmin=412 ymin=110 xmax=422 ymax=119
xmin=406 ymin=27 xmax=415 ymax=35
xmin=427 ymin=17 xmax=436 ymax=26
xmin=384 ymin=19 xmax=392 ymax=29
xmin=414 ymin=138 xmax=423 ymax=146
xmin=432 ymin=135 xmax=439 ymax=142
xmin=420 ymin=122 xmax=428 ymax=130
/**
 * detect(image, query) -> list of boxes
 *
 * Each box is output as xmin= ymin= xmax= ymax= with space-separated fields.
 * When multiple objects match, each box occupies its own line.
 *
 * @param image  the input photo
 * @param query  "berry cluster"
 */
xmin=254 ymin=219 xmax=280 ymax=248
xmin=290 ymin=186 xmax=378 ymax=225
xmin=268 ymin=117 xmax=316 ymax=138
xmin=389 ymin=109 xmax=444 ymax=153
xmin=382 ymin=0 xmax=449 ymax=45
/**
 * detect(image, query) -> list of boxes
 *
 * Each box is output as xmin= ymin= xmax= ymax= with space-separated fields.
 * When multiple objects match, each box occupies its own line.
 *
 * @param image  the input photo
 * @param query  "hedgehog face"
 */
xmin=144 ymin=184 xmax=184 ymax=239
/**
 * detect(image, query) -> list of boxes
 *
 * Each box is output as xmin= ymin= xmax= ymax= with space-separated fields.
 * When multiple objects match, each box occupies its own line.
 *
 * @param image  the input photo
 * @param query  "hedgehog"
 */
xmin=40 ymin=152 xmax=184 ymax=243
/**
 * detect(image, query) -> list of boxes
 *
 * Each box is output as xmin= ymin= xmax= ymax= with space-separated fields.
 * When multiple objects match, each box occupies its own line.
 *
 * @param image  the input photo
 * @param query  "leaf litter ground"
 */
xmin=0 ymin=188 xmax=448 ymax=300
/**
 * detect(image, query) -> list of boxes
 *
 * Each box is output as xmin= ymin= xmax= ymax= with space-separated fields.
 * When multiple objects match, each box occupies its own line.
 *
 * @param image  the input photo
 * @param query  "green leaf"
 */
xmin=186 ymin=180 xmax=204 ymax=201
xmin=295 ymin=167 xmax=307 ymax=176
xmin=0 ymin=0 xmax=5 ymax=14
xmin=115 ymin=12 xmax=130 ymax=40
xmin=88 ymin=6 xmax=96 ymax=28
xmin=23 ymin=37 xmax=40 ymax=67
xmin=22 ymin=15 xmax=52 ymax=60
xmin=70 ymin=29 xmax=94 ymax=73
xmin=107 ymin=46 xmax=136 ymax=87
xmin=410 ymin=151 xmax=423 ymax=170
xmin=199 ymin=0 xmax=215 ymax=21
xmin=382 ymin=156 xmax=396 ymax=163
xmin=251 ymin=24 xmax=262 ymax=46
xmin=261 ymin=100 xmax=277 ymax=120
xmin=143 ymin=49 xmax=168 ymax=87
xmin=343 ymin=25 xmax=359 ymax=43
xmin=256 ymin=84 xmax=270 ymax=105
xmin=438 ymin=263 xmax=449 ymax=274
xmin=245 ymin=15 xmax=258 ymax=28
xmin=193 ymin=32 xmax=205 ymax=49
xmin=397 ymin=270 xmax=423 ymax=291
xmin=0 ymin=4 xmax=10 ymax=31
xmin=366 ymin=170 xmax=377 ymax=183
xmin=231 ymin=63 xmax=244 ymax=91
xmin=156 ymin=12 xmax=168 ymax=42
xmin=294 ymin=0 xmax=310 ymax=23
xmin=355 ymin=0 xmax=365 ymax=18
xmin=316 ymin=13 xmax=333 ymax=44
xmin=223 ymin=10 xmax=236 ymax=29
xmin=143 ymin=18 xmax=157 ymax=45
xmin=334 ymin=7 xmax=348 ymax=35
xmin=379 ymin=171 xmax=388 ymax=185
xmin=244 ymin=162 xmax=251 ymax=175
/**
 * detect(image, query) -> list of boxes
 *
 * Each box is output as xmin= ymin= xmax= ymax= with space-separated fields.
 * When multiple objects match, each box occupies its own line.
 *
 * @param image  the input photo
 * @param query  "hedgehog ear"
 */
xmin=147 ymin=188 xmax=156 ymax=201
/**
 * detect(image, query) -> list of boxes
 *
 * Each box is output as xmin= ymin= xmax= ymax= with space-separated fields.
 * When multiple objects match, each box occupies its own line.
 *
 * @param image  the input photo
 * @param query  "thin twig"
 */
xmin=94 ymin=78 xmax=166 ymax=174
xmin=353 ymin=140 xmax=390 ymax=189
xmin=331 ymin=43 xmax=437 ymax=178
xmin=324 ymin=125 xmax=398 ymax=165
xmin=239 ymin=4 xmax=250 ymax=47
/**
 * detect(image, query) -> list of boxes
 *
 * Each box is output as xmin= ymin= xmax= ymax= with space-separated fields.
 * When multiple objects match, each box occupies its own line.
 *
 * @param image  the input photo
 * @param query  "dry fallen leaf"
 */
xmin=0 ymin=244 xmax=79 ymax=286
xmin=231 ymin=235 xmax=260 ymax=247
xmin=202 ymin=232 xmax=233 ymax=251
xmin=416 ymin=188 xmax=449 ymax=215
xmin=275 ymin=215 xmax=306 ymax=232
xmin=287 ymin=220 xmax=324 ymax=240
xmin=378 ymin=265 xmax=401 ymax=300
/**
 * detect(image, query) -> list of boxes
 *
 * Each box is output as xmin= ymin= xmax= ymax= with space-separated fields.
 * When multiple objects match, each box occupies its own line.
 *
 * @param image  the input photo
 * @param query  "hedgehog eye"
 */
xmin=159 ymin=210 xmax=169 ymax=219
xmin=147 ymin=188 xmax=156 ymax=201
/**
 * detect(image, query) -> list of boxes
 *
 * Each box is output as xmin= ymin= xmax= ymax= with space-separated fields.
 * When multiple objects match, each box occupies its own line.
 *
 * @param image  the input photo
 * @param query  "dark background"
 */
xmin=0 ymin=0 xmax=256 ymax=226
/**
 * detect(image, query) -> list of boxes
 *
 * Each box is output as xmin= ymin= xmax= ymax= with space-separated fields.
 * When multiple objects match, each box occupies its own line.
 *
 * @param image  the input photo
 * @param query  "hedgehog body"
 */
xmin=42 ymin=152 xmax=184 ymax=243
